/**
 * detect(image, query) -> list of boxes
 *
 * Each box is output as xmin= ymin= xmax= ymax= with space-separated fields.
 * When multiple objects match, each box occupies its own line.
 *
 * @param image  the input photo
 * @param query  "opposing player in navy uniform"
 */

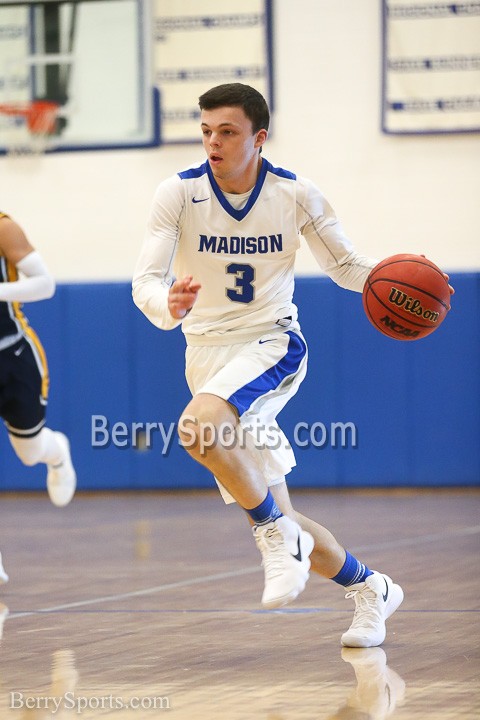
xmin=0 ymin=213 xmax=76 ymax=582
xmin=133 ymin=83 xmax=403 ymax=647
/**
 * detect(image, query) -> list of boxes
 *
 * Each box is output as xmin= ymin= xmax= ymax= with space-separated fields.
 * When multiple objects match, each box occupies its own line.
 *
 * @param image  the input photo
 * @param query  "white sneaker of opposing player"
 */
xmin=341 ymin=572 xmax=404 ymax=648
xmin=46 ymin=432 xmax=77 ymax=508
xmin=341 ymin=647 xmax=406 ymax=719
xmin=253 ymin=515 xmax=314 ymax=609
xmin=0 ymin=552 xmax=8 ymax=584
xmin=0 ymin=603 xmax=9 ymax=641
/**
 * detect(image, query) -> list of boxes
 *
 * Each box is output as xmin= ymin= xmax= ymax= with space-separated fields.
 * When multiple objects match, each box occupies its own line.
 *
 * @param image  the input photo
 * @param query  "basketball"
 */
xmin=362 ymin=254 xmax=451 ymax=341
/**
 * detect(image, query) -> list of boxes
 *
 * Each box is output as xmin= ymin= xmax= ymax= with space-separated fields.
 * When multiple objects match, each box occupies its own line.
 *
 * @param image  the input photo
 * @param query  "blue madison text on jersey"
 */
xmin=198 ymin=234 xmax=283 ymax=254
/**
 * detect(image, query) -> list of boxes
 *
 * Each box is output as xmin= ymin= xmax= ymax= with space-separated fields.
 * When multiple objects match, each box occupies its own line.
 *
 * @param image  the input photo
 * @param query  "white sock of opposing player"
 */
xmin=9 ymin=427 xmax=65 ymax=467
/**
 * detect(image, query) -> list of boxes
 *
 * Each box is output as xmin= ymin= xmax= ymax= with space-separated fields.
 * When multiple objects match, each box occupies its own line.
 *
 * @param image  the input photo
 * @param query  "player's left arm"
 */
xmin=298 ymin=179 xmax=454 ymax=296
xmin=0 ymin=216 xmax=55 ymax=302
xmin=297 ymin=180 xmax=376 ymax=292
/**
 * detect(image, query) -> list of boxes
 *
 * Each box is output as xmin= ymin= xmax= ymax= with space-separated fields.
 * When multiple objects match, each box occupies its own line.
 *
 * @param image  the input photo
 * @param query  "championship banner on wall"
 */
xmin=382 ymin=1 xmax=480 ymax=134
xmin=153 ymin=0 xmax=272 ymax=143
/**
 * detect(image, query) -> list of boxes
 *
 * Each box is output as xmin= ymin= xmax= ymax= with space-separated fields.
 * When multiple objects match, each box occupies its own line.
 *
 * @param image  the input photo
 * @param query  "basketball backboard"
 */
xmin=0 ymin=0 xmax=159 ymax=154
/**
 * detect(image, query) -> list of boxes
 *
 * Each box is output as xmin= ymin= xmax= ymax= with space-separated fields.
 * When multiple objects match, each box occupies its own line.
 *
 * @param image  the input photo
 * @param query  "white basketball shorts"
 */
xmin=185 ymin=330 xmax=308 ymax=503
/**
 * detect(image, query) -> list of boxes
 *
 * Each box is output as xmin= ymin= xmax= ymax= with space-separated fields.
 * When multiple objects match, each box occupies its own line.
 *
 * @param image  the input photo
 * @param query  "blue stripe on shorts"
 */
xmin=227 ymin=331 xmax=307 ymax=416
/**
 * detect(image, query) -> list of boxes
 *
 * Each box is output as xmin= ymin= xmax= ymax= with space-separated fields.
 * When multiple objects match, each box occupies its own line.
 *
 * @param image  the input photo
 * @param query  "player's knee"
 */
xmin=177 ymin=409 xmax=215 ymax=456
xmin=177 ymin=396 xmax=236 ymax=457
xmin=9 ymin=433 xmax=44 ymax=466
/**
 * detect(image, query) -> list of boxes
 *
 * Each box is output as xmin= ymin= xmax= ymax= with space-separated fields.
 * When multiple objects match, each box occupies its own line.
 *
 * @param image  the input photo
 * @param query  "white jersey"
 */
xmin=133 ymin=158 xmax=376 ymax=345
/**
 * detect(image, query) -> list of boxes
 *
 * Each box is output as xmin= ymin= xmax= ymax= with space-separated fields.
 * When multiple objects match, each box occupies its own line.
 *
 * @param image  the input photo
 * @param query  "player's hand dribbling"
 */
xmin=420 ymin=254 xmax=455 ymax=301
xmin=168 ymin=275 xmax=201 ymax=319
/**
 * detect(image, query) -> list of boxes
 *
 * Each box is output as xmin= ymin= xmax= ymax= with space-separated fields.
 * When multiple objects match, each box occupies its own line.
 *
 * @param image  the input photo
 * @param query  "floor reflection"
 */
xmin=0 ymin=616 xmax=407 ymax=719
xmin=2 ymin=645 xmax=79 ymax=719
xmin=329 ymin=648 xmax=406 ymax=719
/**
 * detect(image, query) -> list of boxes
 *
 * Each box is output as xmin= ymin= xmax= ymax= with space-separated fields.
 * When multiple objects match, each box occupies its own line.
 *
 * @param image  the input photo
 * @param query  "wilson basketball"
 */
xmin=362 ymin=254 xmax=451 ymax=341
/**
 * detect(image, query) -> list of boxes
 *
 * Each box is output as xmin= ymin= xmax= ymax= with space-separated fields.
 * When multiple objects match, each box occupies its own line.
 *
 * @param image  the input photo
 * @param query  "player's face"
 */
xmin=201 ymin=106 xmax=267 ymax=193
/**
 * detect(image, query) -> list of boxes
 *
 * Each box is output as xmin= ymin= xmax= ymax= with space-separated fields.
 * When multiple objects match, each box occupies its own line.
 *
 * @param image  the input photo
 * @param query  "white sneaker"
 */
xmin=341 ymin=647 xmax=406 ymax=719
xmin=341 ymin=572 xmax=404 ymax=648
xmin=0 ymin=603 xmax=9 ymax=641
xmin=253 ymin=515 xmax=314 ymax=609
xmin=0 ymin=552 xmax=8 ymax=584
xmin=47 ymin=432 xmax=77 ymax=507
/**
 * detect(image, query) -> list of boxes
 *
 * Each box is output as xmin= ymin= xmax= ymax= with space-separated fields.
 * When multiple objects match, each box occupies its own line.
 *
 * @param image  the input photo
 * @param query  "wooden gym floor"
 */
xmin=0 ymin=488 xmax=478 ymax=719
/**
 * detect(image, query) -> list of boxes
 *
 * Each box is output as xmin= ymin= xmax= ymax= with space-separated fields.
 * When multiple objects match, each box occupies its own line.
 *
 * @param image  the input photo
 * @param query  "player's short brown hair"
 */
xmin=198 ymin=83 xmax=270 ymax=134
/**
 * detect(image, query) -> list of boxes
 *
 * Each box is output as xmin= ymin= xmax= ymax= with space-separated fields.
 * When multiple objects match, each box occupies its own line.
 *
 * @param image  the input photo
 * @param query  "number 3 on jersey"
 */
xmin=226 ymin=263 xmax=255 ymax=303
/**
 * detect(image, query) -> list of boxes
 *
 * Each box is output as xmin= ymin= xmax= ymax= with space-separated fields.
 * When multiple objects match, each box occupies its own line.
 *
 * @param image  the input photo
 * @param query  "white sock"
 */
xmin=9 ymin=427 xmax=64 ymax=467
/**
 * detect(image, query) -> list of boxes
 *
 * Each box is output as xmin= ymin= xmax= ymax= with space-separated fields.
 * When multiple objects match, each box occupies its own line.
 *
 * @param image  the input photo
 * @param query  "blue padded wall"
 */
xmin=0 ymin=274 xmax=478 ymax=492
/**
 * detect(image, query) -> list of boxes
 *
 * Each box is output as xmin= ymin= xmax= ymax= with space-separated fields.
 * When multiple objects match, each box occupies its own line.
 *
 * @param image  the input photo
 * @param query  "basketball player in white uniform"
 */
xmin=0 ymin=212 xmax=77 ymax=585
xmin=133 ymin=83 xmax=403 ymax=648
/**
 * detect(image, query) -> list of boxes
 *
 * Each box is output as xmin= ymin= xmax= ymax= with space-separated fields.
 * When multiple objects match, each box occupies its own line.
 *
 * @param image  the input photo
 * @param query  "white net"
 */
xmin=0 ymin=100 xmax=60 ymax=155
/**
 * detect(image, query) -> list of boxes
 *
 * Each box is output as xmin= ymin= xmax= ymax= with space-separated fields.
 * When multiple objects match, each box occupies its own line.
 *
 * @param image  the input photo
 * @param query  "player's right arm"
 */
xmin=133 ymin=176 xmax=200 ymax=329
xmin=0 ymin=215 xmax=55 ymax=302
xmin=167 ymin=275 xmax=201 ymax=319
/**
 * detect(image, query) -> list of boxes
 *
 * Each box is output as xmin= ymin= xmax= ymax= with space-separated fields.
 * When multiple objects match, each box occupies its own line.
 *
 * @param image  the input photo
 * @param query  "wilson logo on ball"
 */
xmin=388 ymin=287 xmax=440 ymax=323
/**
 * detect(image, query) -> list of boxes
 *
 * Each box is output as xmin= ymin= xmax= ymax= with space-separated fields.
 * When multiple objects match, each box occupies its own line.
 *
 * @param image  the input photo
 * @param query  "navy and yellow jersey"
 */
xmin=0 ymin=211 xmax=49 ymax=402
xmin=0 ymin=210 xmax=29 ymax=347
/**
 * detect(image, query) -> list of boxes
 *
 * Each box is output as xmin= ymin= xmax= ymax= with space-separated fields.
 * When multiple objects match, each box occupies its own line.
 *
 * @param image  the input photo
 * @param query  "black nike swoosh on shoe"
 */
xmin=291 ymin=534 xmax=302 ymax=562
xmin=383 ymin=577 xmax=389 ymax=602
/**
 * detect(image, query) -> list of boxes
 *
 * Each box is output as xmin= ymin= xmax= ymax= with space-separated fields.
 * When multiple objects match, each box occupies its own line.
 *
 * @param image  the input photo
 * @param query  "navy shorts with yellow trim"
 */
xmin=0 ymin=335 xmax=49 ymax=438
